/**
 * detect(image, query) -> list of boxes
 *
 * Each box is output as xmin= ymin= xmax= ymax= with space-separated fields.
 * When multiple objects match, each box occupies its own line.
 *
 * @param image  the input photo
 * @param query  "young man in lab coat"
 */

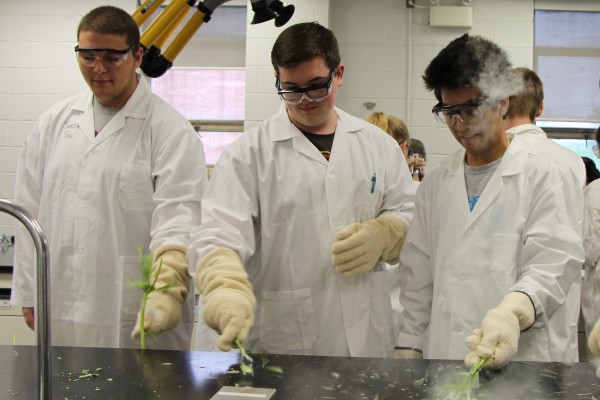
xmin=395 ymin=34 xmax=583 ymax=369
xmin=189 ymin=22 xmax=415 ymax=357
xmin=11 ymin=6 xmax=207 ymax=349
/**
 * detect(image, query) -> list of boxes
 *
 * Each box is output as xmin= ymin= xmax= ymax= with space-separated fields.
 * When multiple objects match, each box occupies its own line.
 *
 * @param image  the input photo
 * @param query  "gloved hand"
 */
xmin=331 ymin=215 xmax=408 ymax=277
xmin=464 ymin=291 xmax=535 ymax=370
xmin=196 ymin=247 xmax=256 ymax=351
xmin=588 ymin=318 xmax=600 ymax=357
xmin=132 ymin=244 xmax=190 ymax=339
xmin=394 ymin=348 xmax=423 ymax=359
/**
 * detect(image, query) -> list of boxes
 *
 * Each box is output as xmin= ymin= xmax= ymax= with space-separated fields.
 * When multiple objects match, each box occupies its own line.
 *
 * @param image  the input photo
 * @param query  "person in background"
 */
xmin=583 ymin=156 xmax=600 ymax=186
xmin=503 ymin=67 xmax=585 ymax=191
xmin=582 ymin=128 xmax=600 ymax=361
xmin=396 ymin=34 xmax=583 ymax=369
xmin=408 ymin=138 xmax=426 ymax=182
xmin=367 ymin=111 xmax=425 ymax=182
xmin=10 ymin=6 xmax=207 ymax=350
xmin=189 ymin=22 xmax=415 ymax=357
xmin=409 ymin=138 xmax=427 ymax=162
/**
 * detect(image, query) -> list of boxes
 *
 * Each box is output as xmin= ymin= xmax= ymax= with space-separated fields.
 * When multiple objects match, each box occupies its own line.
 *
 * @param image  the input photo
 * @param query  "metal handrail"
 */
xmin=0 ymin=199 xmax=51 ymax=399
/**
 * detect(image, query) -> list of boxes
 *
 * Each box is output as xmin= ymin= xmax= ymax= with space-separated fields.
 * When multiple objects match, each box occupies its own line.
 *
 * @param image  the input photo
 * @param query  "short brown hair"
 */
xmin=77 ymin=6 xmax=140 ymax=50
xmin=505 ymin=67 xmax=544 ymax=122
xmin=271 ymin=22 xmax=340 ymax=74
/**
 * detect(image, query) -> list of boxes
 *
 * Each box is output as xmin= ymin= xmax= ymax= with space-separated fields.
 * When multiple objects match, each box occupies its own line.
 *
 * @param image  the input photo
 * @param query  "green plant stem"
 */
xmin=472 ymin=356 xmax=488 ymax=373
xmin=140 ymin=291 xmax=149 ymax=350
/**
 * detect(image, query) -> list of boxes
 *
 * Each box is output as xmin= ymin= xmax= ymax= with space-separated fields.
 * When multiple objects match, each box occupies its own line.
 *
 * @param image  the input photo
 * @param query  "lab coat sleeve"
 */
xmin=379 ymin=137 xmax=415 ymax=226
xmin=188 ymin=139 xmax=259 ymax=273
xmin=583 ymin=182 xmax=600 ymax=269
xmin=512 ymin=167 xmax=584 ymax=326
xmin=148 ymin=117 xmax=207 ymax=254
xmin=396 ymin=183 xmax=432 ymax=350
xmin=11 ymin=122 xmax=45 ymax=307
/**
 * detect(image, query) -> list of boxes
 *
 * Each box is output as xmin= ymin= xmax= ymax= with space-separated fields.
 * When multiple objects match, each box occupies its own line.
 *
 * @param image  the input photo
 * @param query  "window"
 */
xmin=151 ymin=69 xmax=245 ymax=166
xmin=534 ymin=9 xmax=600 ymax=131
xmin=141 ymin=3 xmax=247 ymax=166
xmin=534 ymin=7 xmax=600 ymax=169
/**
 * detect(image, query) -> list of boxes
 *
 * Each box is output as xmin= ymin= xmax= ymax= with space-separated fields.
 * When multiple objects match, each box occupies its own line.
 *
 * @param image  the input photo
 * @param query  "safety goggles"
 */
xmin=74 ymin=44 xmax=136 ymax=68
xmin=593 ymin=144 xmax=600 ymax=158
xmin=432 ymin=97 xmax=488 ymax=126
xmin=276 ymin=67 xmax=337 ymax=105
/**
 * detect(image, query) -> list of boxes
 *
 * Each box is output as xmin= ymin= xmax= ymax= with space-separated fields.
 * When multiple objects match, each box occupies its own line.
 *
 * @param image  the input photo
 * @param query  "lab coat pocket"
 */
xmin=118 ymin=163 xmax=155 ymax=211
xmin=259 ymin=288 xmax=317 ymax=352
xmin=491 ymin=233 xmax=520 ymax=288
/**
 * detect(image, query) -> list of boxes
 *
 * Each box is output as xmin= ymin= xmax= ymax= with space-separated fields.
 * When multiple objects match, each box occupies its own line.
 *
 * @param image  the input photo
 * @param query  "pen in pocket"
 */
xmin=370 ymin=173 xmax=376 ymax=193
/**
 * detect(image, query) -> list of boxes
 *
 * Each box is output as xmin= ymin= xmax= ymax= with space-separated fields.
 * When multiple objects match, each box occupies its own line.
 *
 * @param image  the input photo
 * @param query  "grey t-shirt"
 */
xmin=93 ymin=98 xmax=119 ymax=136
xmin=464 ymin=158 xmax=502 ymax=211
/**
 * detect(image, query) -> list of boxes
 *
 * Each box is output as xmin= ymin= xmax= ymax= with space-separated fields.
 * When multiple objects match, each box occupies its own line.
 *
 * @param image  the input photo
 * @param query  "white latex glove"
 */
xmin=196 ymin=247 xmax=256 ymax=351
xmin=132 ymin=245 xmax=190 ymax=339
xmin=464 ymin=291 xmax=535 ymax=370
xmin=588 ymin=318 xmax=600 ymax=357
xmin=331 ymin=215 xmax=409 ymax=277
xmin=394 ymin=348 xmax=423 ymax=359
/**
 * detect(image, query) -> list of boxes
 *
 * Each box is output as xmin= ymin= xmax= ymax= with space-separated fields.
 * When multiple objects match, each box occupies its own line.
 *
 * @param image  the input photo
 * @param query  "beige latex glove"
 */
xmin=464 ymin=291 xmax=535 ymax=370
xmin=132 ymin=244 xmax=190 ymax=339
xmin=331 ymin=215 xmax=409 ymax=277
xmin=196 ymin=247 xmax=256 ymax=351
xmin=588 ymin=319 xmax=600 ymax=357
xmin=394 ymin=348 xmax=423 ymax=359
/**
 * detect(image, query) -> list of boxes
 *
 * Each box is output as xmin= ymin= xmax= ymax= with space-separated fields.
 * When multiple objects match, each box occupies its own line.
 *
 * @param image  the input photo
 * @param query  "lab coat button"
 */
xmin=87 ymin=151 xmax=93 ymax=158
xmin=327 ymin=173 xmax=333 ymax=179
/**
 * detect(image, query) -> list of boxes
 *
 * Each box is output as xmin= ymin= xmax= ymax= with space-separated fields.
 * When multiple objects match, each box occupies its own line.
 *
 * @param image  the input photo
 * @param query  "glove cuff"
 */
xmin=498 ymin=291 xmax=535 ymax=331
xmin=152 ymin=247 xmax=190 ymax=304
xmin=367 ymin=215 xmax=409 ymax=262
xmin=153 ymin=243 xmax=188 ymax=262
xmin=196 ymin=247 xmax=252 ymax=297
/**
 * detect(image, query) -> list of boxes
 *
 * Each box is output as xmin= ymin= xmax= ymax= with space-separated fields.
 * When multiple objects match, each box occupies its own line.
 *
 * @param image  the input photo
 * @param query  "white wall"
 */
xmin=0 ymin=0 xmax=537 ymax=235
xmin=332 ymin=0 xmax=534 ymax=168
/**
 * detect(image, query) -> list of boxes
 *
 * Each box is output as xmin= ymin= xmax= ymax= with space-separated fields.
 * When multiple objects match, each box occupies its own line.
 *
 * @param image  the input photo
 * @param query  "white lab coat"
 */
xmin=506 ymin=124 xmax=585 ymax=359
xmin=582 ymin=179 xmax=600 ymax=344
xmin=190 ymin=104 xmax=415 ymax=357
xmin=11 ymin=76 xmax=207 ymax=350
xmin=397 ymin=133 xmax=583 ymax=362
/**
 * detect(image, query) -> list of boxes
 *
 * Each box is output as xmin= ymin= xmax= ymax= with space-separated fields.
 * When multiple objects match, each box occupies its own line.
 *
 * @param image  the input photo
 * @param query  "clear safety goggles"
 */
xmin=276 ymin=67 xmax=337 ymax=105
xmin=74 ymin=44 xmax=136 ymax=68
xmin=593 ymin=144 xmax=600 ymax=158
xmin=432 ymin=97 xmax=488 ymax=126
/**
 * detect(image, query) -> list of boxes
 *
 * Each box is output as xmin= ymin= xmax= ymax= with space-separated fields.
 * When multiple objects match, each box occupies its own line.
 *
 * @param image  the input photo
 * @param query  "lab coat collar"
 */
xmin=271 ymin=104 xmax=363 ymax=168
xmin=440 ymin=134 xmax=526 ymax=178
xmin=506 ymin=123 xmax=547 ymax=138
xmin=71 ymin=73 xmax=150 ymax=146
xmin=442 ymin=135 xmax=528 ymax=229
xmin=271 ymin=103 xmax=362 ymax=142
